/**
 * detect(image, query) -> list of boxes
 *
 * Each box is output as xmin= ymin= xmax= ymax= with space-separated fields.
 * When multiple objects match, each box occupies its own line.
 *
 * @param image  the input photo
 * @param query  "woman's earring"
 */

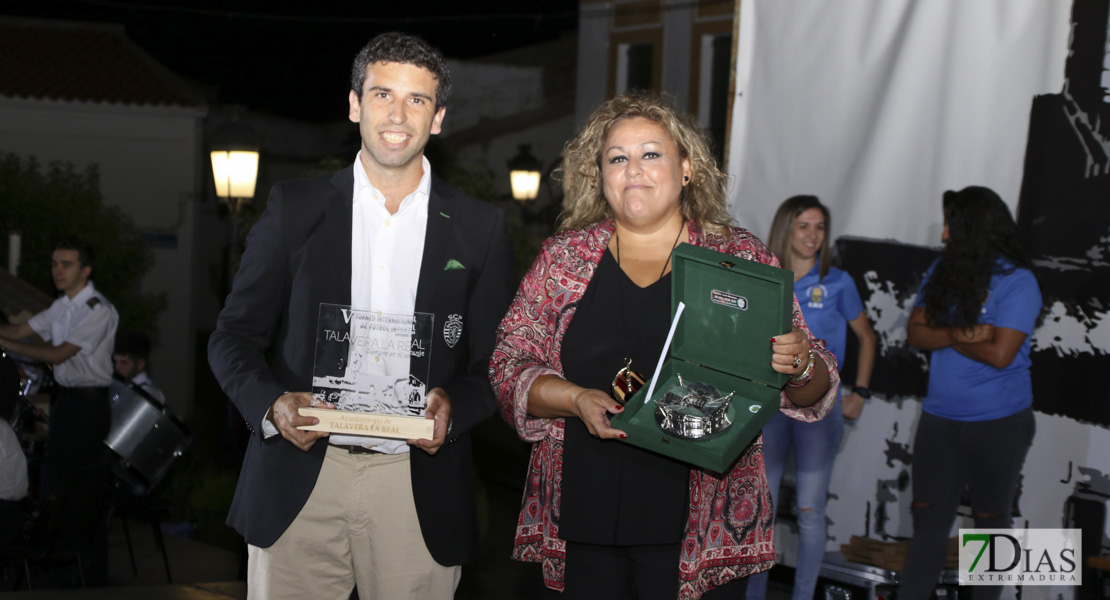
xmin=684 ymin=175 xmax=690 ymax=183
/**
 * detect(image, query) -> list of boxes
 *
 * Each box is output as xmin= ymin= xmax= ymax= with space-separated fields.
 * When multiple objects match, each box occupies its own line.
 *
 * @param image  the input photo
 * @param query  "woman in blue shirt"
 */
xmin=901 ymin=186 xmax=1040 ymax=600
xmin=747 ymin=196 xmax=876 ymax=600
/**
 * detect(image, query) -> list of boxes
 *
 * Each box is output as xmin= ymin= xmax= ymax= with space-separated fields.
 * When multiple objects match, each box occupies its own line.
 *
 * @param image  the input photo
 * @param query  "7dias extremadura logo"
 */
xmin=959 ymin=529 xmax=1081 ymax=586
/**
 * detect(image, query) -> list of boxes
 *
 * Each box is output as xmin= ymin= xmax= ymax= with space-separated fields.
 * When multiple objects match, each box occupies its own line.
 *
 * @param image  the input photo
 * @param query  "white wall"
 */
xmin=575 ymin=1 xmax=613 ymax=127
xmin=443 ymin=62 xmax=548 ymax=133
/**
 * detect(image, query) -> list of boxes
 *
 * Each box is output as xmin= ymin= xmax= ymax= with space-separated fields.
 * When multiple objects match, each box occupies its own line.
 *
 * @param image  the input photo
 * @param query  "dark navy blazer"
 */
xmin=208 ymin=165 xmax=516 ymax=565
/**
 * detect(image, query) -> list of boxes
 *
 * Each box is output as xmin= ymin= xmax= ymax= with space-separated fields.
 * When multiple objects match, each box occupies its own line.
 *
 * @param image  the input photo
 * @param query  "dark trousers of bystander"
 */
xmin=45 ymin=386 xmax=110 ymax=491
xmin=43 ymin=386 xmax=111 ymax=586
xmin=900 ymin=407 xmax=1035 ymax=600
xmin=0 ymin=499 xmax=25 ymax=548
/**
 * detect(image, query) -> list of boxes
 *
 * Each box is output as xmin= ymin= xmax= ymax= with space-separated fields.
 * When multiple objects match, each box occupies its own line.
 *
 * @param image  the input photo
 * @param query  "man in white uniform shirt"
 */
xmin=208 ymin=32 xmax=516 ymax=600
xmin=0 ymin=237 xmax=118 ymax=485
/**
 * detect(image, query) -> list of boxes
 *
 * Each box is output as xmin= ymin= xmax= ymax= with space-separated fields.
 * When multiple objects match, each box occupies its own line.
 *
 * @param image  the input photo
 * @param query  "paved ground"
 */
xmin=0 ymin=418 xmax=795 ymax=599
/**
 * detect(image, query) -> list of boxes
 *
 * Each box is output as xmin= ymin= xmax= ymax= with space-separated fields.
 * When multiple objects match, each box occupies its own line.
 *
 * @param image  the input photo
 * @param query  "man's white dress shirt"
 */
xmin=264 ymin=154 xmax=430 ymax=454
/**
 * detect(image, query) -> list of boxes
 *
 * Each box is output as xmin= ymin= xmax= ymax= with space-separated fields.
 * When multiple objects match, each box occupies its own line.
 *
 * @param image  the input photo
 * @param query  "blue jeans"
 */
xmin=747 ymin=398 xmax=844 ymax=600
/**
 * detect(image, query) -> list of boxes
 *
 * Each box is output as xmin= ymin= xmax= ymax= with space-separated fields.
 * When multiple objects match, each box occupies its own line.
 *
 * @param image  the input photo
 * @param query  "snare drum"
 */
xmin=105 ymin=376 xmax=192 ymax=490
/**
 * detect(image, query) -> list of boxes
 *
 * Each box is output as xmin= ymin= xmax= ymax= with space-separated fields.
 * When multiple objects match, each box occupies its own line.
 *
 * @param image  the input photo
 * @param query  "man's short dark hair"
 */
xmin=54 ymin=236 xmax=94 ymax=271
xmin=114 ymin=332 xmax=151 ymax=361
xmin=350 ymin=32 xmax=452 ymax=108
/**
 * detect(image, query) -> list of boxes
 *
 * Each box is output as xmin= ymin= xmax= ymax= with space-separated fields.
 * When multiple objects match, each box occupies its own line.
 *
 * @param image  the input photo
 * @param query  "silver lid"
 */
xmin=653 ymin=374 xmax=734 ymax=439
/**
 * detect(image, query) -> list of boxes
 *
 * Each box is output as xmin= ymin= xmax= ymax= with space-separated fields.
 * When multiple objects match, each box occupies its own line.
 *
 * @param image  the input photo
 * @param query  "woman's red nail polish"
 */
xmin=619 ymin=433 xmax=628 ymax=439
xmin=770 ymin=337 xmax=777 ymax=344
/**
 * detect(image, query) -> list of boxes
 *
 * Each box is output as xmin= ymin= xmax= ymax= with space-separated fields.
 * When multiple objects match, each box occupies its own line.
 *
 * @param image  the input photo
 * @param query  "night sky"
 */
xmin=5 ymin=0 xmax=579 ymax=120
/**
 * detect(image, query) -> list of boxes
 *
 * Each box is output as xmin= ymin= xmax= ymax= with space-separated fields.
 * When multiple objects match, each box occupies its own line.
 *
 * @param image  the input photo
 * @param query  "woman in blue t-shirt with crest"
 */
xmin=901 ymin=186 xmax=1041 ymax=600
xmin=748 ymin=195 xmax=876 ymax=600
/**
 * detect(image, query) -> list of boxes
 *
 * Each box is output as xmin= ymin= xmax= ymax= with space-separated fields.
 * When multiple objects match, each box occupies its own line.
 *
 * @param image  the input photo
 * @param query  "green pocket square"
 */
xmin=444 ymin=259 xmax=465 ymax=270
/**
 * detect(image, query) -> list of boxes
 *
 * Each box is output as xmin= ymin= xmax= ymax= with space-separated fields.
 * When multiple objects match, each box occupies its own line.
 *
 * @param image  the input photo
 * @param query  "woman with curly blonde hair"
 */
xmin=557 ymin=92 xmax=733 ymax=236
xmin=490 ymin=91 xmax=839 ymax=599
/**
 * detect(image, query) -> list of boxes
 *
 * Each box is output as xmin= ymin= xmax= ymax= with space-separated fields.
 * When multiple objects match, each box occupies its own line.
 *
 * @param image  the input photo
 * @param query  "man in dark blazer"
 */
xmin=208 ymin=32 xmax=516 ymax=599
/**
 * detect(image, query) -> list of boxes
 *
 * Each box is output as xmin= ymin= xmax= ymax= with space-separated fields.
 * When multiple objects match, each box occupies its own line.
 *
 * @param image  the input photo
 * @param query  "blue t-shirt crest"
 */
xmin=796 ymin=262 xmax=865 ymax=372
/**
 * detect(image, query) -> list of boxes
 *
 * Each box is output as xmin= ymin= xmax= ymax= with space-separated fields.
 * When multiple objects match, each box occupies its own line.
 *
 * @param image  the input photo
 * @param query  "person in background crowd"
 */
xmin=0 ymin=405 xmax=28 ymax=549
xmin=747 ymin=195 xmax=876 ymax=600
xmin=113 ymin=332 xmax=165 ymax=406
xmin=0 ymin=238 xmax=117 ymax=486
xmin=901 ymin=186 xmax=1041 ymax=600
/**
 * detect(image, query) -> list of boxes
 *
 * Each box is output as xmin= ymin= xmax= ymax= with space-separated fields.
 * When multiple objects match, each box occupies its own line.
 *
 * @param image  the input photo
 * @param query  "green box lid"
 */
xmin=669 ymin=243 xmax=793 ymax=389
xmin=610 ymin=243 xmax=796 ymax=472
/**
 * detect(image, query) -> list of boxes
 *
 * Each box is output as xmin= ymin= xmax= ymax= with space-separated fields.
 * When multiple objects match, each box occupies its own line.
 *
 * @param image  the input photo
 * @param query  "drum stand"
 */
xmin=112 ymin=476 xmax=173 ymax=584
xmin=101 ymin=376 xmax=192 ymax=584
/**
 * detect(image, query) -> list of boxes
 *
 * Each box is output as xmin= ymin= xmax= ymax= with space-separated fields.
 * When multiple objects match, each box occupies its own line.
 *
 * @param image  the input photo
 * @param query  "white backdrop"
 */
xmin=724 ymin=3 xmax=1106 ymax=598
xmin=726 ymin=0 xmax=1071 ymax=245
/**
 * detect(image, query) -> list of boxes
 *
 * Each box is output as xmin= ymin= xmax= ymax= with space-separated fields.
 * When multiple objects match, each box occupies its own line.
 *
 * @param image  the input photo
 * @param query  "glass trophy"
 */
xmin=297 ymin=304 xmax=435 ymax=440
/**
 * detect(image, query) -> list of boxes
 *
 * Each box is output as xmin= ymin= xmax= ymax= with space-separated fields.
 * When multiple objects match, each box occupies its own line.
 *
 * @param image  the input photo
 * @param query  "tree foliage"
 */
xmin=426 ymin=141 xmax=553 ymax=276
xmin=0 ymin=152 xmax=165 ymax=340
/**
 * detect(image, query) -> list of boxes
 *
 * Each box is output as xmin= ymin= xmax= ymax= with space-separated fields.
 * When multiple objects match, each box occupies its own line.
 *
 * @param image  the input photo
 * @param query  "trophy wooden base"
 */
xmin=297 ymin=408 xmax=434 ymax=440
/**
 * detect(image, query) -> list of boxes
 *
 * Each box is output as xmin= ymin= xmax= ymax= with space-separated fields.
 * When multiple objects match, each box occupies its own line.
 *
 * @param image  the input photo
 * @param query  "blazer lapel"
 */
xmin=325 ymin=167 xmax=354 ymax=306
xmin=415 ymin=179 xmax=453 ymax=315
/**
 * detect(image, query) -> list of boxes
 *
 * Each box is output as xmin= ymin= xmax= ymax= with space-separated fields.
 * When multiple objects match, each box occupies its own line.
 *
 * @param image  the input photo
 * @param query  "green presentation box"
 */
xmin=611 ymin=243 xmax=793 ymax=473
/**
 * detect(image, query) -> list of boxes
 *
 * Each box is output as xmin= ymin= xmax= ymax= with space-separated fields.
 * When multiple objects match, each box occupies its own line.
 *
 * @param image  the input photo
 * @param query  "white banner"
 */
xmin=726 ymin=0 xmax=1072 ymax=246
xmin=724 ymin=6 xmax=1109 ymax=600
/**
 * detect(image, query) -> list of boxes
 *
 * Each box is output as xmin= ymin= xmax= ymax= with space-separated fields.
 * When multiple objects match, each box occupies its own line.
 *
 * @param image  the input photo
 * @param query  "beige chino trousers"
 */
xmin=247 ymin=445 xmax=460 ymax=600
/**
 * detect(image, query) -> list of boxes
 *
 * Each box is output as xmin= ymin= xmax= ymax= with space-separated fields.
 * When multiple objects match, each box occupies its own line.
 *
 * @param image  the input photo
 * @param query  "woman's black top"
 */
xmin=558 ymin=249 xmax=690 ymax=545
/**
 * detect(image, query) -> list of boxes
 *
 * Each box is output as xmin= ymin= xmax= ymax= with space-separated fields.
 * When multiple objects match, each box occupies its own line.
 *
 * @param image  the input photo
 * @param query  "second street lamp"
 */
xmin=508 ymin=144 xmax=542 ymax=202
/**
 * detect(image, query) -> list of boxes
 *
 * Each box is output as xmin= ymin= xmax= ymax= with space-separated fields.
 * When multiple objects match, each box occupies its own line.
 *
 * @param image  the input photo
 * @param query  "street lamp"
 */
xmin=209 ymin=119 xmax=259 ymax=214
xmin=209 ymin=116 xmax=259 ymax=295
xmin=507 ymin=144 xmax=542 ymax=202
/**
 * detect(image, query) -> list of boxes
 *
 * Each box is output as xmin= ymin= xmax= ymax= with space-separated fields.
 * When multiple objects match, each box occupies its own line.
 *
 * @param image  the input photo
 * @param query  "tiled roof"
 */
xmin=0 ymin=17 xmax=206 ymax=108
xmin=0 ymin=268 xmax=53 ymax=323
